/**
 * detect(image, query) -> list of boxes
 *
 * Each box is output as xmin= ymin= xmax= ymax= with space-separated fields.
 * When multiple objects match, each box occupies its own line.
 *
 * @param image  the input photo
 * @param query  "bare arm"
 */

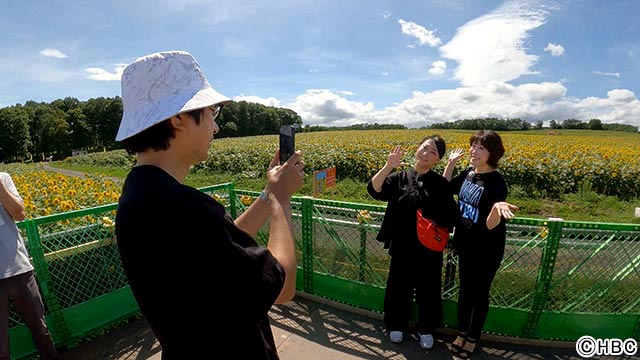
xmin=267 ymin=195 xmax=297 ymax=304
xmin=371 ymin=145 xmax=405 ymax=193
xmin=486 ymin=201 xmax=519 ymax=230
xmin=443 ymin=148 xmax=464 ymax=181
xmin=234 ymin=196 xmax=270 ymax=237
xmin=235 ymin=151 xmax=292 ymax=237
xmin=0 ymin=175 xmax=26 ymax=221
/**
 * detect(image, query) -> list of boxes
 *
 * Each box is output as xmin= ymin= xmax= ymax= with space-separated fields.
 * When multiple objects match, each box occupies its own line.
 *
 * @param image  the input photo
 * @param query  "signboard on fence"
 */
xmin=313 ymin=166 xmax=336 ymax=197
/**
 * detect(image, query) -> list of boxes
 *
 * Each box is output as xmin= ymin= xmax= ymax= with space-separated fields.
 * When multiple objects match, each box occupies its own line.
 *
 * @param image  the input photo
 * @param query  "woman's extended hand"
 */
xmin=493 ymin=202 xmax=519 ymax=219
xmin=448 ymin=148 xmax=464 ymax=163
xmin=387 ymin=145 xmax=406 ymax=168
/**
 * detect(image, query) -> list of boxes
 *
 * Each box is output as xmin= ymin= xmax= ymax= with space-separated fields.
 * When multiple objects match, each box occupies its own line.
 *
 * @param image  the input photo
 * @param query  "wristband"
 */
xmin=259 ymin=190 xmax=270 ymax=203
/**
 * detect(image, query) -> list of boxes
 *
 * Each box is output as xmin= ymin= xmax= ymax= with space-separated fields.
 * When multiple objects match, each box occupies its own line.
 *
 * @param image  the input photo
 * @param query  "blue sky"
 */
xmin=1 ymin=0 xmax=639 ymax=128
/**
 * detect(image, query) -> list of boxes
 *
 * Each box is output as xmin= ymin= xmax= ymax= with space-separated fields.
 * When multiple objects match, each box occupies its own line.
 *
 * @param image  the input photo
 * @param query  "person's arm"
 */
xmin=266 ymin=195 xmax=297 ymax=304
xmin=259 ymin=151 xmax=305 ymax=304
xmin=234 ymin=191 xmax=271 ymax=237
xmin=371 ymin=145 xmax=404 ymax=193
xmin=443 ymin=148 xmax=464 ymax=181
xmin=486 ymin=201 xmax=519 ymax=230
xmin=0 ymin=174 xmax=26 ymax=221
xmin=234 ymin=151 xmax=290 ymax=237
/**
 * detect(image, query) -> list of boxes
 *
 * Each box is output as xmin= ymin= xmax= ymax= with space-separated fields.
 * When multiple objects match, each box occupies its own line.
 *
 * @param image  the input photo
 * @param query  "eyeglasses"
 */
xmin=211 ymin=105 xmax=223 ymax=121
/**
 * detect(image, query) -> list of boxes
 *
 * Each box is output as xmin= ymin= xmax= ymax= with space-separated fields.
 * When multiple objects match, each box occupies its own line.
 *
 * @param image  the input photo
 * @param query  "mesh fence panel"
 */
xmin=311 ymin=204 xmax=388 ymax=286
xmin=35 ymin=210 xmax=125 ymax=309
xmin=441 ymin=223 xmax=546 ymax=310
xmin=547 ymin=229 xmax=640 ymax=313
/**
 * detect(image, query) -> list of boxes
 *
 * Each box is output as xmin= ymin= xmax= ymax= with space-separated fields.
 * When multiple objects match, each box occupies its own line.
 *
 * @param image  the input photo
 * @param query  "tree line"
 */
xmin=429 ymin=117 xmax=638 ymax=132
xmin=0 ymin=97 xmax=302 ymax=163
xmin=1 ymin=96 xmax=636 ymax=163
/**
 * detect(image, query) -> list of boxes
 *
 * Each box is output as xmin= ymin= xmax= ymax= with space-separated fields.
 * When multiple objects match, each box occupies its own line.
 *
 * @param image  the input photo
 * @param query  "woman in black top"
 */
xmin=443 ymin=130 xmax=518 ymax=358
xmin=367 ymin=135 xmax=457 ymax=350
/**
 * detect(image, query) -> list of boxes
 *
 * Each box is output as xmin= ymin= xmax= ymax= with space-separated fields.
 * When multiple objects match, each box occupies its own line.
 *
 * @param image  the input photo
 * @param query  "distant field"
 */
xmin=32 ymin=129 xmax=640 ymax=223
xmin=197 ymin=129 xmax=640 ymax=198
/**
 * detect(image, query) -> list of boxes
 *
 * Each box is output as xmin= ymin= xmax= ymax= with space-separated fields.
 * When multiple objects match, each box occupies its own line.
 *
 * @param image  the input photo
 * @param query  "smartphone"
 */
xmin=279 ymin=125 xmax=295 ymax=165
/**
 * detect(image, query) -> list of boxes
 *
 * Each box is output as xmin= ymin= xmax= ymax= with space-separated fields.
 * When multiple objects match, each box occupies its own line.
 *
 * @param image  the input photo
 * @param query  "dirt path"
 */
xmin=39 ymin=163 xmax=122 ymax=182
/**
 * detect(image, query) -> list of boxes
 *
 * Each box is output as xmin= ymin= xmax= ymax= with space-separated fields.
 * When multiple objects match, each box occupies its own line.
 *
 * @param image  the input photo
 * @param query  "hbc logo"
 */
xmin=575 ymin=336 xmax=637 ymax=358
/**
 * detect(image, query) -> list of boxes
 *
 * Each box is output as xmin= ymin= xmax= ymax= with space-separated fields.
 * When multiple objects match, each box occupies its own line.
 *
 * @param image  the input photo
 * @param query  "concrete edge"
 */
xmin=294 ymin=291 xmax=576 ymax=349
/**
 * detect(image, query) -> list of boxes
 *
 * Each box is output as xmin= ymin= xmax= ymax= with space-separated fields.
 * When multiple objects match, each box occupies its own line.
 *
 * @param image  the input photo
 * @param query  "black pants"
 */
xmin=0 ymin=271 xmax=57 ymax=360
xmin=384 ymin=247 xmax=443 ymax=334
xmin=457 ymin=250 xmax=502 ymax=340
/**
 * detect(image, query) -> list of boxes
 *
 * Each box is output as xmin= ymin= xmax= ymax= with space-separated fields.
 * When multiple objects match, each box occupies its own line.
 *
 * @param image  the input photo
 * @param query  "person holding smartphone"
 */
xmin=114 ymin=51 xmax=304 ymax=359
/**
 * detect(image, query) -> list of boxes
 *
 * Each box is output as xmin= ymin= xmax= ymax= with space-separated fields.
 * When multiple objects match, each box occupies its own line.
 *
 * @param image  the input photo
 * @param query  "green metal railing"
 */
xmin=8 ymin=183 xmax=640 ymax=358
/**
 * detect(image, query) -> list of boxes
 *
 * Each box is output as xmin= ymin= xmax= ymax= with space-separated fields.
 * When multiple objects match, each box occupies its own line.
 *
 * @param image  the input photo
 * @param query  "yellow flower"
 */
xmin=240 ymin=195 xmax=254 ymax=206
xmin=357 ymin=210 xmax=372 ymax=224
xmin=101 ymin=217 xmax=114 ymax=227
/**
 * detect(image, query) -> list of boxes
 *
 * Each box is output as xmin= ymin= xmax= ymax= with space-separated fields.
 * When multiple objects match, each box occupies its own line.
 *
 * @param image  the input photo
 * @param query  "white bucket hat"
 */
xmin=116 ymin=50 xmax=231 ymax=141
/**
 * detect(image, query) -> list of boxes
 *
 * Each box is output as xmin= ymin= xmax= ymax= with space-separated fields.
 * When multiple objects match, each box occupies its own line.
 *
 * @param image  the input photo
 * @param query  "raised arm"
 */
xmin=234 ymin=150 xmax=282 ymax=237
xmin=443 ymin=148 xmax=464 ymax=181
xmin=370 ymin=145 xmax=405 ymax=193
xmin=264 ymin=151 xmax=304 ymax=303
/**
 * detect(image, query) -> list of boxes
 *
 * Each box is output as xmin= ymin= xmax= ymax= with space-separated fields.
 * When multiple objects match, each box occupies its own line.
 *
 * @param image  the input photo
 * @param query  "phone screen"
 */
xmin=279 ymin=125 xmax=295 ymax=164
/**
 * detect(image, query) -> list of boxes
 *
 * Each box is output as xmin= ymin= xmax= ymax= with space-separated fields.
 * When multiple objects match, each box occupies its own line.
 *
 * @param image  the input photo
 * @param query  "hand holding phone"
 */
xmin=279 ymin=125 xmax=295 ymax=165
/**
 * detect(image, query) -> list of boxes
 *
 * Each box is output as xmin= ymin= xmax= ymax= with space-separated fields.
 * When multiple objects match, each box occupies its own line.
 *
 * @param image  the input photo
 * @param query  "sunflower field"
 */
xmin=198 ymin=129 xmax=640 ymax=198
xmin=0 ymin=129 xmax=637 ymax=220
xmin=0 ymin=163 xmax=122 ymax=219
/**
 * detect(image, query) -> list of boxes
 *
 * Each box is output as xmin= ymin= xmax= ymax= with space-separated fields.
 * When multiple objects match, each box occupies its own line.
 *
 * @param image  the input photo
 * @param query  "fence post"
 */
xmin=301 ymin=197 xmax=314 ymax=293
xmin=522 ymin=218 xmax=563 ymax=337
xmin=25 ymin=219 xmax=72 ymax=347
xmin=359 ymin=224 xmax=366 ymax=283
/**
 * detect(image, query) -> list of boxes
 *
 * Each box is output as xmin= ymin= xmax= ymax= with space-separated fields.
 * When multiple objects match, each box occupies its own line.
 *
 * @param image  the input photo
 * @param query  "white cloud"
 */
xmin=439 ymin=0 xmax=549 ymax=87
xmin=428 ymin=60 xmax=447 ymax=76
xmin=234 ymin=95 xmax=281 ymax=107
xmin=288 ymin=89 xmax=374 ymax=126
xmin=544 ymin=42 xmax=565 ymax=56
xmin=40 ymin=49 xmax=68 ymax=59
xmin=593 ymin=71 xmax=620 ymax=78
xmin=280 ymin=83 xmax=640 ymax=128
xmin=380 ymin=11 xmax=391 ymax=20
xmin=398 ymin=19 xmax=441 ymax=47
xmin=85 ymin=63 xmax=127 ymax=81
xmin=607 ymin=89 xmax=635 ymax=102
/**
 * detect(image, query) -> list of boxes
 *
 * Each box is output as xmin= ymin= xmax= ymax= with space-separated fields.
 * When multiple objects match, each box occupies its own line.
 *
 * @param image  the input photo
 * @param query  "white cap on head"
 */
xmin=116 ymin=50 xmax=231 ymax=141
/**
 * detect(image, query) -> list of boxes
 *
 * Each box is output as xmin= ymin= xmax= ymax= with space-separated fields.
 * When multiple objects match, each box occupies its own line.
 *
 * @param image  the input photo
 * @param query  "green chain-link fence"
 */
xmin=8 ymin=184 xmax=640 ymax=358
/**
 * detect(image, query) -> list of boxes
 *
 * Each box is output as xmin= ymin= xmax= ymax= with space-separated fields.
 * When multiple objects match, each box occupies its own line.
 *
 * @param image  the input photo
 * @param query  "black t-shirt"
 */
xmin=367 ymin=168 xmax=457 ymax=256
xmin=115 ymin=165 xmax=284 ymax=359
xmin=450 ymin=167 xmax=508 ymax=258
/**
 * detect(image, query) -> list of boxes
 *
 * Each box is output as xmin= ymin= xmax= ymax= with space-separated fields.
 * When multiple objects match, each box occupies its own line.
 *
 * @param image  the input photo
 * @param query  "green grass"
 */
xmin=48 ymin=163 xmax=640 ymax=224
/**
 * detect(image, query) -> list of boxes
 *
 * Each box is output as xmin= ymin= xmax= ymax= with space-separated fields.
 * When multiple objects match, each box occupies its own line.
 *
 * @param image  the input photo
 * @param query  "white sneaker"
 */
xmin=418 ymin=333 xmax=434 ymax=349
xmin=389 ymin=331 xmax=404 ymax=343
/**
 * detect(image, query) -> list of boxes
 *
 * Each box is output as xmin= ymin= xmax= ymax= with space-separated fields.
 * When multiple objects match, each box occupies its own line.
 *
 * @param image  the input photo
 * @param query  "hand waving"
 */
xmin=387 ymin=145 xmax=406 ymax=168
xmin=448 ymin=148 xmax=464 ymax=163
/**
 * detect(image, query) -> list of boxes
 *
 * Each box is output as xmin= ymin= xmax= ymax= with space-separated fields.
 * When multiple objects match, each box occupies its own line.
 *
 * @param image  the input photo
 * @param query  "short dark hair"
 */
xmin=469 ymin=130 xmax=505 ymax=168
xmin=122 ymin=108 xmax=203 ymax=154
xmin=419 ymin=135 xmax=446 ymax=159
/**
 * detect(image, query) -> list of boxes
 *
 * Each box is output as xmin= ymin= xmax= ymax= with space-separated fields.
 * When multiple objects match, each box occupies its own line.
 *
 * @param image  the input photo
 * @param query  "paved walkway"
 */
xmin=55 ymin=293 xmax=632 ymax=360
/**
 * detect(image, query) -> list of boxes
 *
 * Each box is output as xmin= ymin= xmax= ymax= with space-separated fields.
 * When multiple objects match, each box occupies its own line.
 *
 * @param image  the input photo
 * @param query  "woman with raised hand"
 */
xmin=368 ymin=136 xmax=457 ymax=351
xmin=443 ymin=130 xmax=518 ymax=358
